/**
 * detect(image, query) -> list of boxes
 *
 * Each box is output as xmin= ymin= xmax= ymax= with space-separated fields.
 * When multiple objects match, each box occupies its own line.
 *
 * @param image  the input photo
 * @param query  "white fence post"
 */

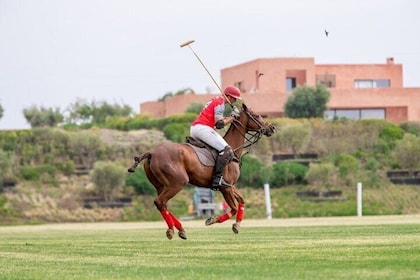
xmin=357 ymin=182 xmax=362 ymax=217
xmin=264 ymin=183 xmax=272 ymax=219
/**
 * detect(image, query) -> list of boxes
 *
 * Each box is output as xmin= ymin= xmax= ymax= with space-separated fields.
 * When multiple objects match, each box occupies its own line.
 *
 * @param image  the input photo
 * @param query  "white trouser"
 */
xmin=190 ymin=124 xmax=228 ymax=153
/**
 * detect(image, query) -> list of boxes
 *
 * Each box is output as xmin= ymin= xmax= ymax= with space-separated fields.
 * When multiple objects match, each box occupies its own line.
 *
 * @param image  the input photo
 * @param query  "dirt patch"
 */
xmin=1 ymin=214 xmax=418 ymax=233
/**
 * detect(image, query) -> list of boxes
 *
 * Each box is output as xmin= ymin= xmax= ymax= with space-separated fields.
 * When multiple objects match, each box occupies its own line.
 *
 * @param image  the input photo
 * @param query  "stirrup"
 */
xmin=212 ymin=177 xmax=232 ymax=188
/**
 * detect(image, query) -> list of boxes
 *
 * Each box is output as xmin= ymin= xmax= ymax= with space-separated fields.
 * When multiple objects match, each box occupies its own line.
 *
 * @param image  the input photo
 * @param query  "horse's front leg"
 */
xmin=207 ymin=203 xmax=244 ymax=234
xmin=232 ymin=187 xmax=245 ymax=233
xmin=205 ymin=210 xmax=235 ymax=226
xmin=205 ymin=187 xmax=245 ymax=234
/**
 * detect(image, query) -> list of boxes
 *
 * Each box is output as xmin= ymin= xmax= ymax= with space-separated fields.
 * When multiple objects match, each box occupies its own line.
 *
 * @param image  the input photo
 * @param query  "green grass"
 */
xmin=0 ymin=223 xmax=419 ymax=280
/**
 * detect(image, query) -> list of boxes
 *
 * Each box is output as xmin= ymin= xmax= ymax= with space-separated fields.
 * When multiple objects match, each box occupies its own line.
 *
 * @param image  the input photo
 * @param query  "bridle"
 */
xmin=229 ymin=108 xmax=271 ymax=154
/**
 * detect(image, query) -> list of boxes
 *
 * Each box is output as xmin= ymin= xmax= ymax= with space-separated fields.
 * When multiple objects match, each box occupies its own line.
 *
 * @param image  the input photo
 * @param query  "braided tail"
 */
xmin=127 ymin=152 xmax=152 ymax=173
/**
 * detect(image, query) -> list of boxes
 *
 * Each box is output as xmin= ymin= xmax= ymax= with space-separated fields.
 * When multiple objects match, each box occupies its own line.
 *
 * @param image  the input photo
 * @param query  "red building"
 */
xmin=141 ymin=57 xmax=420 ymax=123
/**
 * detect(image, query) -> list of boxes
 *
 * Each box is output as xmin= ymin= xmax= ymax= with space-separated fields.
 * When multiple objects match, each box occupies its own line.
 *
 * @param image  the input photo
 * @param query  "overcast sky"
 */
xmin=1 ymin=0 xmax=419 ymax=129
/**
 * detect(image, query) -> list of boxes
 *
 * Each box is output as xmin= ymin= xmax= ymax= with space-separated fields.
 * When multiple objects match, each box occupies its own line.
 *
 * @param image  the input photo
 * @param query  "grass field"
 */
xmin=0 ymin=216 xmax=419 ymax=280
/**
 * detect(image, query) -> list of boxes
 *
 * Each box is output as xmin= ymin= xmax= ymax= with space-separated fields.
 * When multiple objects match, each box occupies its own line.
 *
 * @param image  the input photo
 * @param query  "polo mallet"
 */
xmin=180 ymin=40 xmax=232 ymax=106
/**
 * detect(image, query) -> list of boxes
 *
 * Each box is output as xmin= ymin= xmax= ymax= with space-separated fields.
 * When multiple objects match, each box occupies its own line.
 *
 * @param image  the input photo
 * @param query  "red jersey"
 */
xmin=192 ymin=96 xmax=225 ymax=127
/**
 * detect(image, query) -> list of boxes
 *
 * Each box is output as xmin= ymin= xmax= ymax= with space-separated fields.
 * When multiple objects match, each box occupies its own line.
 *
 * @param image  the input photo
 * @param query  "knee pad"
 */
xmin=220 ymin=146 xmax=234 ymax=164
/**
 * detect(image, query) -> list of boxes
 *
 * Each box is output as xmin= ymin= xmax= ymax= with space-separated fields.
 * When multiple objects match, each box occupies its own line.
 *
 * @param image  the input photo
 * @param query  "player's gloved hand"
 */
xmin=231 ymin=106 xmax=240 ymax=118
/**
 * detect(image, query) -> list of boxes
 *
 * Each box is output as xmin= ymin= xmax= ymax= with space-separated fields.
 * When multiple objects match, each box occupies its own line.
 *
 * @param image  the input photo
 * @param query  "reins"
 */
xmin=226 ymin=109 xmax=267 ymax=158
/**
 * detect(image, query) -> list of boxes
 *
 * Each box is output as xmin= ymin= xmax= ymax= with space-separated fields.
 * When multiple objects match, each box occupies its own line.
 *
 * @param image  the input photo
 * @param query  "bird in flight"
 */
xmin=258 ymin=73 xmax=264 ymax=78
xmin=324 ymin=29 xmax=329 ymax=37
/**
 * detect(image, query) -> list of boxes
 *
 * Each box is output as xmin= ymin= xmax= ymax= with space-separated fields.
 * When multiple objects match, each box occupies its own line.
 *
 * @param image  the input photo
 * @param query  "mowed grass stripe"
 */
xmin=0 ymin=223 xmax=419 ymax=280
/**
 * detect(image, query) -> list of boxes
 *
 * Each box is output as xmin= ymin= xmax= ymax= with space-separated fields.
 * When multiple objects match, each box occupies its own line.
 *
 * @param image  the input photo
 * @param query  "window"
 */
xmin=234 ymin=81 xmax=243 ymax=92
xmin=326 ymin=109 xmax=385 ymax=120
xmin=360 ymin=109 xmax=385 ymax=119
xmin=335 ymin=109 xmax=360 ymax=119
xmin=316 ymin=74 xmax=336 ymax=88
xmin=286 ymin=77 xmax=296 ymax=92
xmin=374 ymin=80 xmax=390 ymax=88
xmin=354 ymin=79 xmax=390 ymax=88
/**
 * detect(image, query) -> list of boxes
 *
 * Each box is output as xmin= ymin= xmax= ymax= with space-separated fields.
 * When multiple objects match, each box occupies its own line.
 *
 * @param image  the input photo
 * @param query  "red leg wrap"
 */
xmin=218 ymin=213 xmax=231 ymax=223
xmin=160 ymin=209 xmax=174 ymax=228
xmin=168 ymin=212 xmax=182 ymax=230
xmin=236 ymin=204 xmax=245 ymax=222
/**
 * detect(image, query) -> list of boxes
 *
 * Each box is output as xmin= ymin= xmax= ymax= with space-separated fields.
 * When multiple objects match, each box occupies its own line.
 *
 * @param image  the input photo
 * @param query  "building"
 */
xmin=140 ymin=57 xmax=420 ymax=123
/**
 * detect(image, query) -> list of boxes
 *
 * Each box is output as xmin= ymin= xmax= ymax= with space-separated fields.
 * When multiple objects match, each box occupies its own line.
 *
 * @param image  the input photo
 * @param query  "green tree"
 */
xmin=185 ymin=102 xmax=204 ymax=114
xmin=305 ymin=162 xmax=336 ymax=190
xmin=158 ymin=88 xmax=195 ymax=101
xmin=163 ymin=123 xmax=190 ymax=143
xmin=335 ymin=154 xmax=359 ymax=186
xmin=0 ymin=150 xmax=14 ymax=188
xmin=90 ymin=161 xmax=126 ymax=202
xmin=125 ymin=170 xmax=155 ymax=195
xmin=0 ymin=103 xmax=4 ymax=121
xmin=66 ymin=98 xmax=133 ymax=126
xmin=238 ymin=155 xmax=267 ymax=187
xmin=278 ymin=121 xmax=312 ymax=158
xmin=269 ymin=162 xmax=308 ymax=187
xmin=392 ymin=134 xmax=420 ymax=176
xmin=284 ymin=84 xmax=330 ymax=118
xmin=23 ymin=105 xmax=64 ymax=127
xmin=68 ymin=131 xmax=105 ymax=169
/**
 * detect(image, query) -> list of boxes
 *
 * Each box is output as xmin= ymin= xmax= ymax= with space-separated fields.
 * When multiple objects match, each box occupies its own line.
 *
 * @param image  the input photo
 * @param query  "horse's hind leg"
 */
xmin=232 ymin=188 xmax=245 ymax=234
xmin=153 ymin=187 xmax=188 ymax=240
xmin=144 ymin=160 xmax=188 ymax=240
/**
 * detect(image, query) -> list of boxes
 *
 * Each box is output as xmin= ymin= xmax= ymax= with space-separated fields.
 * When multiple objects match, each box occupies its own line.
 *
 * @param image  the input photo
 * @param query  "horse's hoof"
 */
xmin=178 ymin=229 xmax=187 ymax=240
xmin=127 ymin=168 xmax=135 ymax=173
xmin=205 ymin=217 xmax=217 ymax=226
xmin=166 ymin=228 xmax=174 ymax=240
xmin=232 ymin=223 xmax=240 ymax=234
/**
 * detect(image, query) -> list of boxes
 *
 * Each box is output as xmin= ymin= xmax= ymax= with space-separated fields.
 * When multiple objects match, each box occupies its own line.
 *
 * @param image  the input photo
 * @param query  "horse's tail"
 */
xmin=127 ymin=152 xmax=152 ymax=173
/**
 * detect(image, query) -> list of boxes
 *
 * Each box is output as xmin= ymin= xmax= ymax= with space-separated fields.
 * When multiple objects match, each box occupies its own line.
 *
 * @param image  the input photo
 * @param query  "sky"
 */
xmin=1 ymin=0 xmax=419 ymax=129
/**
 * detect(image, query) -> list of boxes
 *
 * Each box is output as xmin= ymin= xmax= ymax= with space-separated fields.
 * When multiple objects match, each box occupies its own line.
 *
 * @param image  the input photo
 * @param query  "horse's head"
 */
xmin=238 ymin=103 xmax=276 ymax=137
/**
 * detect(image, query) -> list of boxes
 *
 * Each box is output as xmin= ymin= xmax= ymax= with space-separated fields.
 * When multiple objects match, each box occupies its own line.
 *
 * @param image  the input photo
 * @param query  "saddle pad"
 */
xmin=186 ymin=143 xmax=218 ymax=166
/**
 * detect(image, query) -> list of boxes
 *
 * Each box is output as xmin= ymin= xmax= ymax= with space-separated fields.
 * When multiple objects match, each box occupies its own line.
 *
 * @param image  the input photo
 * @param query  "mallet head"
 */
xmin=180 ymin=40 xmax=195 ymax=48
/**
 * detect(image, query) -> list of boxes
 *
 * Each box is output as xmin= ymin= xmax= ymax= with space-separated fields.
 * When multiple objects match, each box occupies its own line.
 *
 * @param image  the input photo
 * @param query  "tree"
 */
xmin=284 ymin=84 xmax=330 ymax=118
xmin=90 ymin=161 xmax=126 ymax=202
xmin=23 ymin=105 xmax=64 ymax=128
xmin=278 ymin=121 xmax=312 ymax=158
xmin=66 ymin=98 xmax=133 ymax=126
xmin=0 ymin=150 xmax=14 ymax=186
xmin=0 ymin=103 xmax=4 ymax=121
xmin=185 ymin=102 xmax=204 ymax=114
xmin=158 ymin=88 xmax=195 ymax=101
xmin=393 ymin=134 xmax=420 ymax=176
xmin=163 ymin=123 xmax=190 ymax=143
xmin=68 ymin=131 xmax=105 ymax=169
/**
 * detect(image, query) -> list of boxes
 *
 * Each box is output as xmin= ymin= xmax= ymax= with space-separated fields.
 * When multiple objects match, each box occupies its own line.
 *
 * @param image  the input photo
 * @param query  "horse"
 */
xmin=127 ymin=103 xmax=276 ymax=240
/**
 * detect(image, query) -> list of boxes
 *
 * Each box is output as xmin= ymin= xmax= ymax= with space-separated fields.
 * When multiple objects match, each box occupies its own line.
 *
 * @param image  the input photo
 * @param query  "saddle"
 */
xmin=185 ymin=136 xmax=218 ymax=166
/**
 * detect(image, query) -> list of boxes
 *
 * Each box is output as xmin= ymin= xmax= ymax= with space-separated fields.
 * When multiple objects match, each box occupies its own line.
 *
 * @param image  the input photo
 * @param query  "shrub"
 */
xmin=90 ymin=161 xmax=126 ymax=202
xmin=305 ymin=162 xmax=335 ymax=189
xmin=335 ymin=154 xmax=359 ymax=186
xmin=392 ymin=134 xmax=420 ymax=175
xmin=20 ymin=165 xmax=56 ymax=181
xmin=125 ymin=170 xmax=156 ymax=195
xmin=163 ymin=123 xmax=190 ymax=143
xmin=269 ymin=162 xmax=308 ymax=187
xmin=56 ymin=160 xmax=76 ymax=176
xmin=399 ymin=121 xmax=420 ymax=136
xmin=154 ymin=113 xmax=197 ymax=130
xmin=379 ymin=125 xmax=404 ymax=149
xmin=238 ymin=155 xmax=268 ymax=188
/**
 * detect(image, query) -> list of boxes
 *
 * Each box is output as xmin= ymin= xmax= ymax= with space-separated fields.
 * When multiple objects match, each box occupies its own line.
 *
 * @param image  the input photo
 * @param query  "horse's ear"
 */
xmin=242 ymin=103 xmax=248 ymax=111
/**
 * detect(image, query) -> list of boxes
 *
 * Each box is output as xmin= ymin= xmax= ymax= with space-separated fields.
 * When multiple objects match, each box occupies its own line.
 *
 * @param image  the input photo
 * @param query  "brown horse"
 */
xmin=127 ymin=103 xmax=276 ymax=240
